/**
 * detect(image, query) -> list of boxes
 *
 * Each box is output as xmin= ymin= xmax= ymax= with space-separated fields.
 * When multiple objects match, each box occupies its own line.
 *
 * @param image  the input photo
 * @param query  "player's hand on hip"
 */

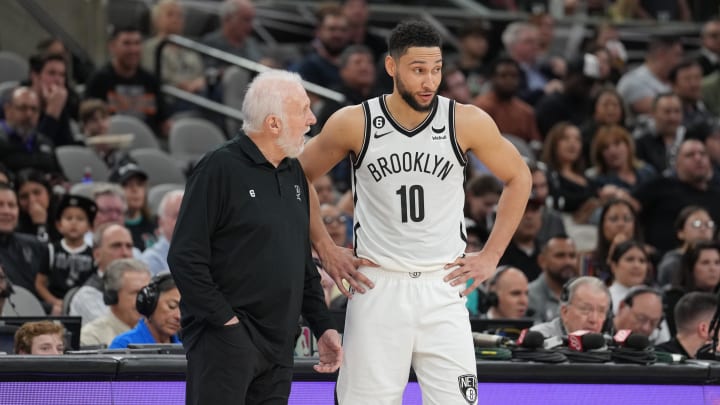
xmin=314 ymin=329 xmax=343 ymax=373
xmin=319 ymin=245 xmax=377 ymax=298
xmin=444 ymin=251 xmax=497 ymax=297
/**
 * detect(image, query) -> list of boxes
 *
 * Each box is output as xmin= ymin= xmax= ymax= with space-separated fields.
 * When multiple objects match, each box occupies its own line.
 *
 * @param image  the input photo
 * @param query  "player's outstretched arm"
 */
xmin=444 ymin=104 xmax=532 ymax=296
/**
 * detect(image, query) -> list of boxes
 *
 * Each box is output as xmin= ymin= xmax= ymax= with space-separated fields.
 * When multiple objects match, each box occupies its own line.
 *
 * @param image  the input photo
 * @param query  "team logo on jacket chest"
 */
xmin=366 ymin=152 xmax=455 ymax=182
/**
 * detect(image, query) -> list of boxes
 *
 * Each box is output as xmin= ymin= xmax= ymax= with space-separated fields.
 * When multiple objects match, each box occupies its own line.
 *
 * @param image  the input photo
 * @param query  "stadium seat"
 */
xmin=129 ymin=148 xmax=186 ymax=187
xmin=169 ymin=117 xmax=225 ymax=168
xmin=147 ymin=183 xmax=185 ymax=217
xmin=55 ymin=146 xmax=111 ymax=184
xmin=0 ymin=51 xmax=28 ymax=83
xmin=108 ymin=115 xmax=160 ymax=150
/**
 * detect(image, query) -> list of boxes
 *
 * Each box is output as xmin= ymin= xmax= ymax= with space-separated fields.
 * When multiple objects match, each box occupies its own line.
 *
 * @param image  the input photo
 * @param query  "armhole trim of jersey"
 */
xmin=352 ymin=101 xmax=372 ymax=169
xmin=448 ymin=99 xmax=467 ymax=166
xmin=353 ymin=222 xmax=361 ymax=257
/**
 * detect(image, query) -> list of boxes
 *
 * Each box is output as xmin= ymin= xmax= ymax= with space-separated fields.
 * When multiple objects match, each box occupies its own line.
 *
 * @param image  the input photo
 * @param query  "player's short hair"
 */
xmin=387 ymin=20 xmax=441 ymax=59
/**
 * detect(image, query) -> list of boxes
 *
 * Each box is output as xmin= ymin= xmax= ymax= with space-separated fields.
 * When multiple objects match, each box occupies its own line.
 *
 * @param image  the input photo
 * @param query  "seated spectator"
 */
xmin=585 ymin=125 xmax=657 ymax=194
xmin=499 ymin=193 xmax=544 ymax=281
xmin=292 ymin=5 xmax=350 ymax=90
xmin=85 ymin=183 xmax=128 ymax=247
xmin=35 ymin=37 xmax=94 ymax=85
xmin=696 ymin=19 xmax=720 ymax=77
xmin=671 ymin=59 xmax=714 ymax=136
xmin=473 ymin=57 xmax=541 ymax=145
xmin=542 ymin=122 xmax=605 ymax=222
xmin=14 ymin=169 xmax=60 ymax=242
xmin=464 ymin=174 xmax=502 ymax=242
xmin=633 ymin=0 xmax=691 ymax=22
xmin=447 ymin=20 xmax=489 ymax=98
xmin=0 ymin=86 xmax=60 ymax=175
xmin=78 ymin=99 xmax=126 ymax=168
xmin=585 ymin=22 xmax=627 ymax=82
xmin=656 ymin=292 xmax=717 ymax=358
xmin=201 ymin=0 xmax=263 ymax=67
xmin=534 ymin=54 xmax=600 ymax=137
xmin=69 ymin=224 xmax=134 ymax=325
xmin=632 ymin=138 xmax=720 ymax=253
xmin=580 ymin=199 xmax=644 ymax=282
xmin=580 ymin=88 xmax=634 ymax=162
xmin=614 ymin=286 xmax=669 ymax=346
xmin=607 ymin=240 xmax=651 ymax=310
xmin=84 ymin=25 xmax=168 ymax=137
xmin=140 ymin=190 xmax=183 ymax=275
xmin=143 ymin=0 xmax=206 ymax=96
xmin=528 ymin=234 xmax=579 ymax=323
xmin=702 ymin=71 xmax=720 ymax=117
xmin=27 ymin=53 xmax=78 ymax=147
xmin=479 ymin=266 xmax=530 ymax=320
xmin=531 ymin=276 xmax=611 ymax=337
xmin=528 ymin=162 xmax=566 ymax=247
xmin=35 ymin=194 xmax=97 ymax=315
xmin=13 ymin=320 xmax=65 ymax=355
xmin=699 ymin=120 xmax=720 ymax=185
xmin=321 ymin=203 xmax=350 ymax=249
xmin=341 ymin=0 xmax=386 ymax=62
xmin=664 ymin=241 xmax=720 ymax=336
xmin=0 ymin=183 xmax=50 ymax=296
xmin=529 ymin=12 xmax=565 ymax=73
xmin=617 ymin=36 xmax=682 ymax=120
xmin=501 ymin=22 xmax=562 ymax=106
xmin=1 ymin=264 xmax=46 ymax=317
xmin=438 ymin=64 xmax=472 ymax=105
xmin=313 ymin=174 xmax=338 ymax=205
xmin=81 ymin=259 xmax=151 ymax=347
xmin=109 ymin=272 xmax=181 ymax=348
xmin=657 ymin=206 xmax=715 ymax=287
xmin=109 ymin=162 xmax=155 ymax=251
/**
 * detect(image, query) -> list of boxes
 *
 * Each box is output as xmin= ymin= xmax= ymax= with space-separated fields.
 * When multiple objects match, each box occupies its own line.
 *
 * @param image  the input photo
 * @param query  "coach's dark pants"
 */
xmin=185 ymin=322 xmax=293 ymax=405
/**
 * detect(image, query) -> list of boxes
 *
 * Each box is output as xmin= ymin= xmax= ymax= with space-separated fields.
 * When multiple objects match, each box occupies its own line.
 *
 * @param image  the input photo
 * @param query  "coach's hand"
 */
xmin=314 ymin=329 xmax=343 ymax=373
xmin=318 ymin=245 xmax=377 ymax=298
xmin=444 ymin=251 xmax=498 ymax=297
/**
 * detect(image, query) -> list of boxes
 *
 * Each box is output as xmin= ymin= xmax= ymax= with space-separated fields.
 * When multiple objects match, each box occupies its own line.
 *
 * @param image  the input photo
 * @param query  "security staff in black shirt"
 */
xmin=168 ymin=70 xmax=342 ymax=405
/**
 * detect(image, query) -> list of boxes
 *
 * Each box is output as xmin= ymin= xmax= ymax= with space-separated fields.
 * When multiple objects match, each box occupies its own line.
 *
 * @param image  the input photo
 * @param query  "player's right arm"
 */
xmin=299 ymin=105 xmax=376 ymax=297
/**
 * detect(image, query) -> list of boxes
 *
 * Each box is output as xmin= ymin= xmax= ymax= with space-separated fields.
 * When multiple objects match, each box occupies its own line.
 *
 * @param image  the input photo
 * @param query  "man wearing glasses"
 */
xmin=613 ymin=286 xmax=670 ymax=345
xmin=531 ymin=276 xmax=611 ymax=338
xmin=0 ymin=86 xmax=59 ymax=174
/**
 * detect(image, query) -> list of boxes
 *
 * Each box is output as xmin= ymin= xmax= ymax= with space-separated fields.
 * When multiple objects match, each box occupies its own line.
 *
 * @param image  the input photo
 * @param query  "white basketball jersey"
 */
xmin=352 ymin=95 xmax=468 ymax=273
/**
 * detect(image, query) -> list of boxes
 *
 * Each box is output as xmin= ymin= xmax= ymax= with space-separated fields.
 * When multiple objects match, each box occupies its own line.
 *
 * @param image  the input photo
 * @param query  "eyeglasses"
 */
xmin=690 ymin=219 xmax=715 ymax=230
xmin=629 ymin=310 xmax=662 ymax=328
xmin=322 ymin=215 xmax=348 ymax=225
xmin=569 ymin=302 xmax=608 ymax=317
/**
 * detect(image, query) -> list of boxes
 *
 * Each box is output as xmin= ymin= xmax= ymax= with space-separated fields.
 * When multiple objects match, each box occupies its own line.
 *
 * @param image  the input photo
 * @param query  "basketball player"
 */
xmin=299 ymin=20 xmax=532 ymax=405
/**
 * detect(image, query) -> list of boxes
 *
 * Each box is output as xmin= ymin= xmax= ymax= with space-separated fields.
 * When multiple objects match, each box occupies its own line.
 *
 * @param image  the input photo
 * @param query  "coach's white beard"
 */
xmin=277 ymin=127 xmax=306 ymax=158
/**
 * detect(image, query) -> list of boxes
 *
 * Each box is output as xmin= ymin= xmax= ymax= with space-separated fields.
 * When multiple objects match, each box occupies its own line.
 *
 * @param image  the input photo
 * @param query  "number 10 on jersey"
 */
xmin=396 ymin=185 xmax=425 ymax=223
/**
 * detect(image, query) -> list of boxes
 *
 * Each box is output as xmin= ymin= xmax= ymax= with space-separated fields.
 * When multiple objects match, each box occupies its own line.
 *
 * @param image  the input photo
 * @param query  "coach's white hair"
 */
xmin=241 ymin=69 xmax=304 ymax=134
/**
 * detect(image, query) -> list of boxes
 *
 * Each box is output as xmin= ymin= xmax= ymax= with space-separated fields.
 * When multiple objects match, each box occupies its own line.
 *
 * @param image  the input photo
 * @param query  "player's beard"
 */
xmin=276 ymin=126 xmax=305 ymax=158
xmin=396 ymin=72 xmax=436 ymax=113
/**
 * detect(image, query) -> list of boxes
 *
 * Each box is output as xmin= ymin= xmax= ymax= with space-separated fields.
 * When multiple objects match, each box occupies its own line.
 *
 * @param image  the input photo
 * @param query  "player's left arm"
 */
xmin=444 ymin=103 xmax=532 ymax=296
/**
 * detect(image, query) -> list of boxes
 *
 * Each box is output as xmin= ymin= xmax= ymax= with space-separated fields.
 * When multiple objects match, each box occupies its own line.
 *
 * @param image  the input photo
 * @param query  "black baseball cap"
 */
xmin=109 ymin=162 xmax=148 ymax=185
xmin=56 ymin=194 xmax=98 ymax=223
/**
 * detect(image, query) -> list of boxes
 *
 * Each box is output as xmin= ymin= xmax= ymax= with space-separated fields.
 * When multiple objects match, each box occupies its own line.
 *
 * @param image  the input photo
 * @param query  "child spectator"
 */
xmin=35 ymin=194 xmax=97 ymax=315
xmin=14 ymin=320 xmax=65 ymax=355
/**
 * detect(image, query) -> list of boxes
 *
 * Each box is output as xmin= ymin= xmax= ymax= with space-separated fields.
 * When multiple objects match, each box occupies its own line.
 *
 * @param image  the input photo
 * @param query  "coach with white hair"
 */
xmin=168 ymin=70 xmax=342 ymax=405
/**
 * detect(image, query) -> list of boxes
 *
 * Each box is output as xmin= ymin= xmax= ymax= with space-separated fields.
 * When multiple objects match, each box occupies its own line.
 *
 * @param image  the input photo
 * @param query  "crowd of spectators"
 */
xmin=0 ymin=0 xmax=719 ymax=360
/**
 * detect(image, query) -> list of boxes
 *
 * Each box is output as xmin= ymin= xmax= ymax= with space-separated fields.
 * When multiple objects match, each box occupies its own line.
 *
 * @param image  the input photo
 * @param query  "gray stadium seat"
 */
xmin=147 ymin=183 xmax=185 ymax=217
xmin=0 ymin=51 xmax=29 ymax=83
xmin=55 ymin=146 xmax=111 ymax=184
xmin=129 ymin=148 xmax=186 ymax=187
xmin=108 ymin=115 xmax=160 ymax=150
xmin=169 ymin=117 xmax=225 ymax=167
xmin=222 ymin=66 xmax=251 ymax=135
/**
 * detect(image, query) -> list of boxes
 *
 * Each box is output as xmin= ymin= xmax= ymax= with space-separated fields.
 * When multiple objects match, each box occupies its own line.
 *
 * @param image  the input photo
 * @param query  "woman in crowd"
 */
xmin=580 ymin=88 xmax=625 ymax=161
xmin=585 ymin=124 xmax=657 ymax=193
xmin=657 ymin=206 xmax=716 ymax=287
xmin=607 ymin=239 xmax=650 ymax=311
xmin=14 ymin=169 xmax=60 ymax=242
xmin=581 ymin=198 xmax=645 ymax=283
xmin=665 ymin=241 xmax=720 ymax=335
